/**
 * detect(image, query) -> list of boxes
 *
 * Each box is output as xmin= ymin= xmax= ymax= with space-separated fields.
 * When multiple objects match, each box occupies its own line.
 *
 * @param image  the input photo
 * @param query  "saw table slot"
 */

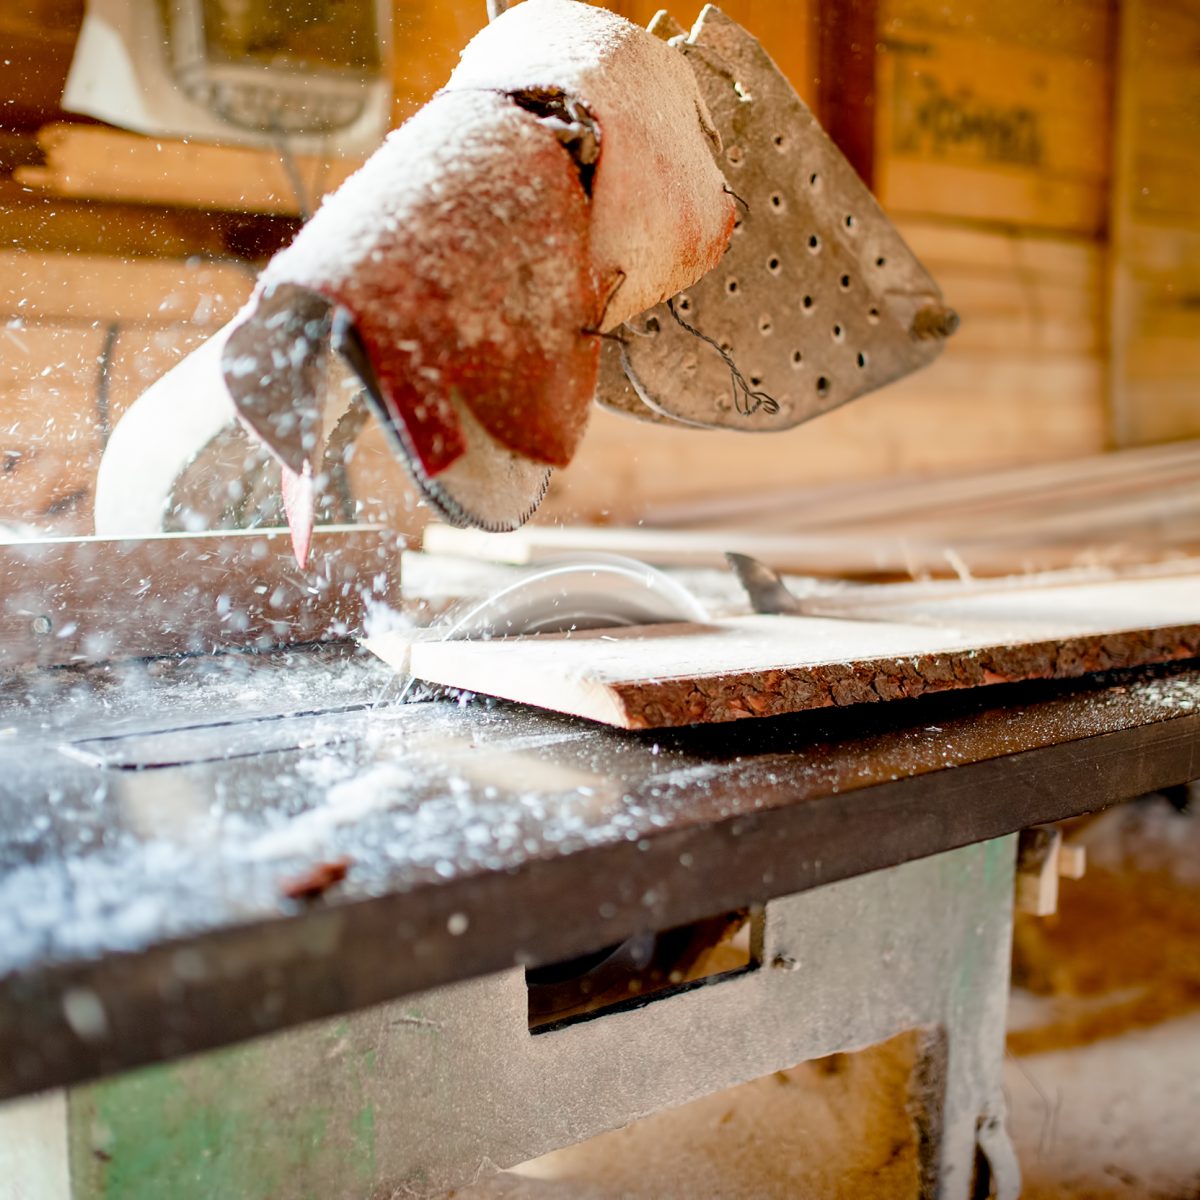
xmin=60 ymin=704 xmax=372 ymax=769
xmin=528 ymin=908 xmax=760 ymax=1033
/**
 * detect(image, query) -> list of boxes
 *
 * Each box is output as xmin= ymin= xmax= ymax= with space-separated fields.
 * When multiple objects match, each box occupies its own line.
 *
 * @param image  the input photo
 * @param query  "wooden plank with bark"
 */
xmin=388 ymin=574 xmax=1200 ymax=728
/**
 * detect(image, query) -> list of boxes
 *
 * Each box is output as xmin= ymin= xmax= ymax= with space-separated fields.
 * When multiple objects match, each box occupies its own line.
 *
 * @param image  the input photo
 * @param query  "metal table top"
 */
xmin=2 ymin=644 xmax=1199 ymax=1102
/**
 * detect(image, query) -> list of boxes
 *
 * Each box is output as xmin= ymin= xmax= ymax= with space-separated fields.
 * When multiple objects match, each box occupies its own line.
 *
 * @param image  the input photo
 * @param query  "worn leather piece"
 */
xmin=215 ymin=3 xmax=740 ymax=536
xmin=448 ymin=0 xmax=735 ymax=330
xmin=242 ymin=89 xmax=601 ymax=480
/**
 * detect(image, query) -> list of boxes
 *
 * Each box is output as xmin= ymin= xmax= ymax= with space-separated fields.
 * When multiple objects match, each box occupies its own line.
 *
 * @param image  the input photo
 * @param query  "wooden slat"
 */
xmin=644 ymin=442 xmax=1200 ymax=536
xmin=389 ymin=573 xmax=1200 ymax=728
xmin=422 ymin=520 xmax=1197 ymax=580
xmin=0 ymin=528 xmax=402 ymax=668
xmin=899 ymin=219 xmax=1103 ymax=283
xmin=16 ymin=125 xmax=363 ymax=217
xmin=0 ymin=181 xmax=299 ymax=260
xmin=0 ymin=251 xmax=253 ymax=325
xmin=877 ymin=0 xmax=1111 ymax=59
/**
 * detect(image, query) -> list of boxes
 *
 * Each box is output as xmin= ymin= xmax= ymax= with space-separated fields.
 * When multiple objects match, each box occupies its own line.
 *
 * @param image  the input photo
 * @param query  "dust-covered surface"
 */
xmin=3 ymin=653 xmax=1199 ymax=975
xmin=465 ymin=1037 xmax=922 ymax=1200
xmin=3 ymin=646 xmax=1200 ymax=1101
xmin=460 ymin=801 xmax=1200 ymax=1200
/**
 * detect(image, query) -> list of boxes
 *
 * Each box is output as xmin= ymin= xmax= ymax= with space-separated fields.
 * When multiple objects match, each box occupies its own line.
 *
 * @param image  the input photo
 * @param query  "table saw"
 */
xmin=4 ymin=3 xmax=1196 ymax=1196
xmin=3 ymin=616 xmax=1200 ymax=1197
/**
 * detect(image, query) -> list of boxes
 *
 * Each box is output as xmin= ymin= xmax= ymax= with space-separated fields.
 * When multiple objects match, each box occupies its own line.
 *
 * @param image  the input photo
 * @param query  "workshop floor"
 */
xmin=464 ymin=795 xmax=1200 ymax=1199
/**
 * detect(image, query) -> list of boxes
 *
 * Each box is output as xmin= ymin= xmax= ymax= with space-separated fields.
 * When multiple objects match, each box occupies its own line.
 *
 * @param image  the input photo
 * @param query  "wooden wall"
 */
xmin=0 ymin=1 xmax=300 ymax=535
xmin=0 ymin=0 xmax=1191 ymax=538
xmin=875 ymin=0 xmax=1113 ymax=237
xmin=1107 ymin=0 xmax=1200 ymax=446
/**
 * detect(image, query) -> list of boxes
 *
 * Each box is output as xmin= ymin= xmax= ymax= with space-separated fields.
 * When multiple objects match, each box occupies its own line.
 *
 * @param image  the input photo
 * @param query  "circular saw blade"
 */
xmin=436 ymin=554 xmax=708 ymax=641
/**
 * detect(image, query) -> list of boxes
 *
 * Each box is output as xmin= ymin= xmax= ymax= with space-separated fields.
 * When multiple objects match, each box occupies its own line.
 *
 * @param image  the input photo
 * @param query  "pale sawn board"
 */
xmin=379 ymin=574 xmax=1200 ymax=729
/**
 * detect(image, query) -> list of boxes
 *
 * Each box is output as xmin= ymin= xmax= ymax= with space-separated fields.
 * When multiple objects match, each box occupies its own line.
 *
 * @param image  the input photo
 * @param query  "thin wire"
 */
xmin=665 ymin=299 xmax=779 ymax=418
xmin=723 ymin=184 xmax=751 ymax=210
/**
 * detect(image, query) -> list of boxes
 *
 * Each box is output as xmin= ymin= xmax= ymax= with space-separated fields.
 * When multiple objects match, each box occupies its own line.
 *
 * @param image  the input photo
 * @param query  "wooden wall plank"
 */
xmin=0 ymin=297 xmax=237 ymax=532
xmin=875 ymin=0 xmax=1115 ymax=236
xmin=16 ymin=126 xmax=362 ymax=218
xmin=544 ymin=364 xmax=1106 ymax=525
xmin=0 ymin=182 xmax=299 ymax=260
xmin=0 ymin=251 xmax=253 ymax=325
xmin=0 ymin=324 xmax=107 ymax=532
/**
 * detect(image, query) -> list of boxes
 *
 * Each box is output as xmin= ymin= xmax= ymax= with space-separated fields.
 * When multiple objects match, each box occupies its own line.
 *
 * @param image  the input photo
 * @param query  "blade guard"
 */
xmin=215 ymin=2 xmax=737 ymax=537
xmin=596 ymin=5 xmax=958 ymax=431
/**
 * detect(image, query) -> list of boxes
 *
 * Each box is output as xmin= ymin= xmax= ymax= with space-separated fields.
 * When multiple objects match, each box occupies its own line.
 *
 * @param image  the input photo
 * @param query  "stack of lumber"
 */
xmin=427 ymin=440 xmax=1200 ymax=580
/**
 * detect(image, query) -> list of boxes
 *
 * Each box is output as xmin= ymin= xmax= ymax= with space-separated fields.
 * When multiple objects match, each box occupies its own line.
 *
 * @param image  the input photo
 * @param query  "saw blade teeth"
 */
xmin=416 ymin=466 xmax=552 ymax=534
xmin=355 ymin=374 xmax=552 ymax=533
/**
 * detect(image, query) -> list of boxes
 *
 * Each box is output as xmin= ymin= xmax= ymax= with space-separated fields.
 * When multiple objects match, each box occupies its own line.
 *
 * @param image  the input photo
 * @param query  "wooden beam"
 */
xmin=873 ymin=0 xmax=1114 ymax=237
xmin=1015 ymin=826 xmax=1085 ymax=916
xmin=817 ymin=0 xmax=878 ymax=187
xmin=0 ymin=250 xmax=253 ymax=324
xmin=0 ymin=180 xmax=299 ymax=259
